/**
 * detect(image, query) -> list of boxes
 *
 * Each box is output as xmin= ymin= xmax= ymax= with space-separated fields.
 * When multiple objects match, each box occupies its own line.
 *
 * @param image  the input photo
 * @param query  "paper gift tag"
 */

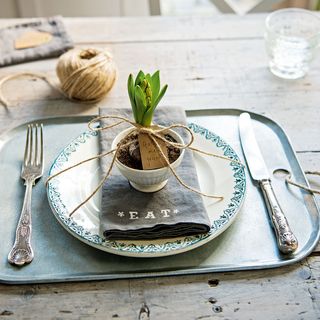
xmin=15 ymin=31 xmax=53 ymax=49
xmin=138 ymin=130 xmax=168 ymax=170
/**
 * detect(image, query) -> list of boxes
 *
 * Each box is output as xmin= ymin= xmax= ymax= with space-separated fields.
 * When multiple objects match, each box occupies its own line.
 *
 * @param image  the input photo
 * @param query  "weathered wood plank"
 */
xmin=306 ymin=256 xmax=320 ymax=316
xmin=0 ymin=38 xmax=319 ymax=151
xmin=0 ymin=13 xmax=315 ymax=44
xmin=0 ymin=15 xmax=267 ymax=43
xmin=0 ymin=258 xmax=318 ymax=319
xmin=2 ymin=39 xmax=320 ymax=94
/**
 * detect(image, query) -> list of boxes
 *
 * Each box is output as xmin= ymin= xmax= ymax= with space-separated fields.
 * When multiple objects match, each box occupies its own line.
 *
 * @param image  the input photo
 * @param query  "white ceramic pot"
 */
xmin=111 ymin=127 xmax=185 ymax=192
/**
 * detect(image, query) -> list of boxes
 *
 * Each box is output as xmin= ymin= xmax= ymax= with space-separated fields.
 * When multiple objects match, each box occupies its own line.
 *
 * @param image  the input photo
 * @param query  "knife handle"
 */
xmin=260 ymin=179 xmax=298 ymax=254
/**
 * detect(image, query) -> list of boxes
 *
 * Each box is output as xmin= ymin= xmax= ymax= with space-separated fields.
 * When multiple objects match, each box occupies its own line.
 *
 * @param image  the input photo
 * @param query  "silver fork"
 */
xmin=8 ymin=124 xmax=44 ymax=266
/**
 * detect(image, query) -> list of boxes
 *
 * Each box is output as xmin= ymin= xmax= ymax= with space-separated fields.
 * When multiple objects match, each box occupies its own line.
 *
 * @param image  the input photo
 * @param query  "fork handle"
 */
xmin=8 ymin=179 xmax=34 ymax=266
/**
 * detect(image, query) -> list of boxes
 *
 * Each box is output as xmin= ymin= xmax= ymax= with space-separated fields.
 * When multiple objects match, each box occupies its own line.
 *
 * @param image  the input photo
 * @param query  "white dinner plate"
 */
xmin=46 ymin=123 xmax=246 ymax=257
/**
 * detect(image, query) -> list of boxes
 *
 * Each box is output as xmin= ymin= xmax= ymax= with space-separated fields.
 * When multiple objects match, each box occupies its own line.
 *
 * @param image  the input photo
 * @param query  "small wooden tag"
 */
xmin=15 ymin=31 xmax=53 ymax=50
xmin=138 ymin=130 xmax=168 ymax=170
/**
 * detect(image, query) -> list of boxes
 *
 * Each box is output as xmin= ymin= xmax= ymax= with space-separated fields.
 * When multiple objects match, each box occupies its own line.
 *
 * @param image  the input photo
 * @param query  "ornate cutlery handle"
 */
xmin=260 ymin=179 xmax=298 ymax=254
xmin=8 ymin=179 xmax=34 ymax=266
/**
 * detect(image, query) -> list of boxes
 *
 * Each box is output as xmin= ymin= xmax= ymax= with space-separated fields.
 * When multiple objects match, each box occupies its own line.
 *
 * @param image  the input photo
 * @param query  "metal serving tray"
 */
xmin=0 ymin=109 xmax=319 ymax=284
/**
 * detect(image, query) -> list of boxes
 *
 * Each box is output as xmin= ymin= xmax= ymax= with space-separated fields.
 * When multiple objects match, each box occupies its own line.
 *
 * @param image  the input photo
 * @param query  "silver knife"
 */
xmin=239 ymin=113 xmax=298 ymax=254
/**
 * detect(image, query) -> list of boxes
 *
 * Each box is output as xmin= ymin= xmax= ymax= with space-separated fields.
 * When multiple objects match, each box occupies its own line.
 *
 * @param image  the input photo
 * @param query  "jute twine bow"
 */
xmin=286 ymin=171 xmax=320 ymax=195
xmin=46 ymin=115 xmax=244 ymax=217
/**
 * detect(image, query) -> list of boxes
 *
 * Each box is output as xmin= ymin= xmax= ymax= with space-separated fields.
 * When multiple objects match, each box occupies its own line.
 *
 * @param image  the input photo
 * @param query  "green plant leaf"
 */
xmin=127 ymin=74 xmax=138 ymax=122
xmin=134 ymin=85 xmax=147 ymax=124
xmin=151 ymin=70 xmax=160 ymax=104
xmin=141 ymin=110 xmax=153 ymax=127
xmin=145 ymin=73 xmax=152 ymax=83
xmin=153 ymin=84 xmax=168 ymax=109
xmin=135 ymin=70 xmax=145 ymax=86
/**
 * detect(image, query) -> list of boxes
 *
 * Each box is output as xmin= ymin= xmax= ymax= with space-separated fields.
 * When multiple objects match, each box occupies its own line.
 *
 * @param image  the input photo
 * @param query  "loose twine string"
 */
xmin=46 ymin=115 xmax=245 ymax=217
xmin=0 ymin=72 xmax=63 ymax=108
xmin=286 ymin=171 xmax=320 ymax=195
xmin=0 ymin=71 xmax=112 ymax=107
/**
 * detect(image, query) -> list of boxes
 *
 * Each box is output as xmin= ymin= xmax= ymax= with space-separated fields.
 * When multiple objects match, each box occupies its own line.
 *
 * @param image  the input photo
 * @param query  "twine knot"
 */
xmin=139 ymin=127 xmax=155 ymax=134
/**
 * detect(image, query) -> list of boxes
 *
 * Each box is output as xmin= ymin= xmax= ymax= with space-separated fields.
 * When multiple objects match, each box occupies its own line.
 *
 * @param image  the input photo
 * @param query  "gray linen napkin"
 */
xmin=99 ymin=107 xmax=211 ymax=240
xmin=0 ymin=16 xmax=73 ymax=67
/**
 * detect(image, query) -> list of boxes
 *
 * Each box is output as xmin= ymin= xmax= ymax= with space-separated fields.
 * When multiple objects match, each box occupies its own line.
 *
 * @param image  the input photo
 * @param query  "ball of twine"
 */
xmin=56 ymin=48 xmax=117 ymax=102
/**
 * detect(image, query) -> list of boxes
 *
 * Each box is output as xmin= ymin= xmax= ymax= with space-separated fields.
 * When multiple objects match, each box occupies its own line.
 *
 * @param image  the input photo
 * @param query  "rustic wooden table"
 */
xmin=0 ymin=15 xmax=319 ymax=319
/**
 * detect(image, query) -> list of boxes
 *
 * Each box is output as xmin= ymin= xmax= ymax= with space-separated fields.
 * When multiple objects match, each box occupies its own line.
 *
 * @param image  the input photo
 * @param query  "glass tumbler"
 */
xmin=265 ymin=8 xmax=320 ymax=79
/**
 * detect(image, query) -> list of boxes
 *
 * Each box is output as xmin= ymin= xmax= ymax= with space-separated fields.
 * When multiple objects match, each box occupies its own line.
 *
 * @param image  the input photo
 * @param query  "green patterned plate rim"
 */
xmin=46 ymin=123 xmax=246 ymax=256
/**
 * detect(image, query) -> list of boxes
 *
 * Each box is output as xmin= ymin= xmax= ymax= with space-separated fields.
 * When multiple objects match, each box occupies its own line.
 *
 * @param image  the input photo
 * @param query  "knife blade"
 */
xmin=239 ymin=113 xmax=298 ymax=254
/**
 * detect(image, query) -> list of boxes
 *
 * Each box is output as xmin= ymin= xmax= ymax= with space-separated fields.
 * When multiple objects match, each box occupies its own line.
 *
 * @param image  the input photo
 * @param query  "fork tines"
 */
xmin=24 ymin=124 xmax=43 ymax=168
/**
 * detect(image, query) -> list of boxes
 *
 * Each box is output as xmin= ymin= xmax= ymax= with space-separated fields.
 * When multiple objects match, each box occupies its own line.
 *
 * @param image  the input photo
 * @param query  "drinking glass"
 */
xmin=265 ymin=8 xmax=320 ymax=79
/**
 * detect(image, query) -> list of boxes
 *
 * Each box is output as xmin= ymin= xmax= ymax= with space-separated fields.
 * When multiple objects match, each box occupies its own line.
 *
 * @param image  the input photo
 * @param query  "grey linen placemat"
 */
xmin=0 ymin=16 xmax=73 ymax=67
xmin=99 ymin=107 xmax=211 ymax=240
